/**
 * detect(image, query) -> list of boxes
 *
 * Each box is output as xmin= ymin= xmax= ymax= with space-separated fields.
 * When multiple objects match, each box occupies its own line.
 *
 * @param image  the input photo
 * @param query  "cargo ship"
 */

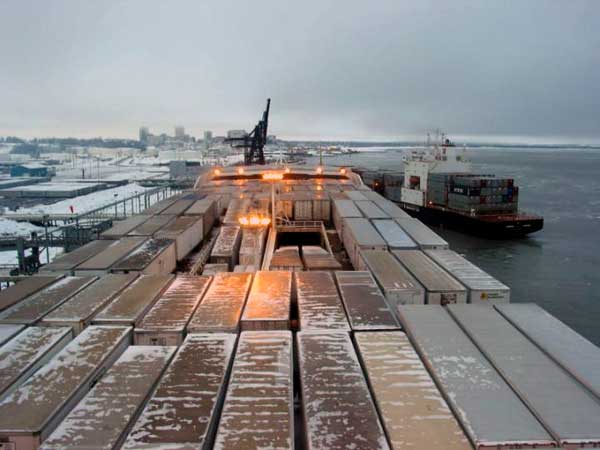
xmin=0 ymin=163 xmax=598 ymax=450
xmin=359 ymin=136 xmax=544 ymax=238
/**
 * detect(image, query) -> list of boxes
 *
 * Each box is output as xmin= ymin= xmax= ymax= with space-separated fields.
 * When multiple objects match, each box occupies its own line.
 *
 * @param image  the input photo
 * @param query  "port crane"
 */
xmin=226 ymin=98 xmax=271 ymax=165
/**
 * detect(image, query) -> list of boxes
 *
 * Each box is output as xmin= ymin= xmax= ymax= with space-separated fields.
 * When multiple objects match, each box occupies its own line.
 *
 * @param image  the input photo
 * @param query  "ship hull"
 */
xmin=398 ymin=202 xmax=543 ymax=239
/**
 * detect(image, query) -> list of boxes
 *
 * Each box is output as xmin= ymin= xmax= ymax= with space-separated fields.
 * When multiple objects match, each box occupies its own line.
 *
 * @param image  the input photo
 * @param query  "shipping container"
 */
xmin=0 ymin=324 xmax=24 ymax=346
xmin=110 ymin=238 xmax=177 ymax=275
xmin=496 ymin=303 xmax=600 ymax=401
xmin=396 ymin=305 xmax=556 ymax=449
xmin=425 ymin=249 xmax=510 ymax=304
xmin=295 ymin=271 xmax=350 ymax=331
xmin=210 ymin=225 xmax=242 ymax=270
xmin=354 ymin=200 xmax=389 ymax=219
xmin=354 ymin=331 xmax=470 ymax=449
xmin=312 ymin=193 xmax=331 ymax=222
xmin=0 ymin=326 xmax=72 ymax=400
xmin=0 ymin=276 xmax=62 ymax=312
xmin=213 ymin=331 xmax=293 ymax=450
xmin=187 ymin=272 xmax=252 ymax=333
xmin=123 ymin=333 xmax=236 ymax=450
xmin=395 ymin=218 xmax=449 ymax=249
xmin=142 ymin=194 xmax=183 ymax=215
xmin=92 ymin=274 xmax=174 ymax=326
xmin=392 ymin=250 xmax=467 ymax=305
xmin=41 ymin=273 xmax=138 ymax=334
xmin=334 ymin=270 xmax=399 ymax=330
xmin=40 ymin=345 xmax=176 ymax=450
xmin=202 ymin=263 xmax=230 ymax=275
xmin=241 ymin=271 xmax=292 ymax=331
xmin=332 ymin=199 xmax=362 ymax=236
xmin=0 ymin=276 xmax=97 ymax=325
xmin=239 ymin=227 xmax=267 ymax=266
xmin=0 ymin=325 xmax=131 ymax=450
xmin=134 ymin=275 xmax=212 ymax=345
xmin=297 ymin=332 xmax=389 ymax=450
xmin=223 ymin=198 xmax=250 ymax=225
xmin=345 ymin=190 xmax=368 ymax=201
xmin=269 ymin=246 xmax=303 ymax=271
xmin=100 ymin=215 xmax=150 ymax=239
xmin=185 ymin=197 xmax=217 ymax=237
xmin=160 ymin=198 xmax=196 ymax=216
xmin=359 ymin=250 xmax=424 ymax=306
xmin=40 ymin=240 xmax=114 ymax=275
xmin=127 ymin=214 xmax=176 ymax=237
xmin=294 ymin=192 xmax=313 ymax=220
xmin=372 ymin=219 xmax=418 ymax=249
xmin=155 ymin=216 xmax=204 ymax=261
xmin=233 ymin=264 xmax=256 ymax=273
xmin=342 ymin=218 xmax=387 ymax=269
xmin=300 ymin=246 xmax=342 ymax=271
xmin=448 ymin=304 xmax=600 ymax=448
xmin=74 ymin=237 xmax=147 ymax=276
xmin=371 ymin=197 xmax=411 ymax=219
xmin=275 ymin=193 xmax=294 ymax=219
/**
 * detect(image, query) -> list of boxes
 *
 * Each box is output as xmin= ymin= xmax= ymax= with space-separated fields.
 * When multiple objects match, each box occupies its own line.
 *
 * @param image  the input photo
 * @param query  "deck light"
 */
xmin=339 ymin=168 xmax=346 ymax=175
xmin=239 ymin=214 xmax=271 ymax=227
xmin=213 ymin=168 xmax=221 ymax=176
xmin=263 ymin=172 xmax=284 ymax=181
xmin=316 ymin=167 xmax=323 ymax=175
xmin=284 ymin=167 xmax=291 ymax=174
xmin=237 ymin=167 xmax=245 ymax=175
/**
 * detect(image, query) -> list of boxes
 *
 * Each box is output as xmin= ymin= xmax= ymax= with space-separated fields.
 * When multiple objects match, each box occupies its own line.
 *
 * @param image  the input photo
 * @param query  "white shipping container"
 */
xmin=372 ymin=219 xmax=418 ymax=249
xmin=425 ymin=249 xmax=510 ymax=304
xmin=41 ymin=273 xmax=139 ymax=334
xmin=155 ymin=216 xmax=204 ymax=261
xmin=241 ymin=271 xmax=292 ymax=331
xmin=187 ymin=272 xmax=253 ymax=333
xmin=295 ymin=271 xmax=350 ymax=331
xmin=397 ymin=305 xmax=556 ymax=449
xmin=214 ymin=331 xmax=293 ymax=450
xmin=392 ymin=250 xmax=466 ymax=305
xmin=342 ymin=218 xmax=387 ymax=269
xmin=110 ymin=238 xmax=177 ymax=275
xmin=359 ymin=250 xmax=425 ymax=306
xmin=0 ymin=326 xmax=132 ymax=450
xmin=297 ymin=332 xmax=389 ymax=450
xmin=354 ymin=200 xmax=389 ymax=219
xmin=134 ymin=275 xmax=212 ymax=346
xmin=210 ymin=225 xmax=242 ymax=270
xmin=0 ymin=324 xmax=24 ymax=346
xmin=40 ymin=345 xmax=176 ymax=450
xmin=354 ymin=331 xmax=470 ymax=449
xmin=123 ymin=333 xmax=236 ymax=450
xmin=332 ymin=199 xmax=362 ymax=236
xmin=395 ymin=218 xmax=448 ymax=249
xmin=0 ymin=326 xmax=72 ymax=400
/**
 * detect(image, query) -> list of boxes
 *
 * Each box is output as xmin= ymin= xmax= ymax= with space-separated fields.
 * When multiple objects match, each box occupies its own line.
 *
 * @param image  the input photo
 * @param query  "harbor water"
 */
xmin=307 ymin=146 xmax=600 ymax=345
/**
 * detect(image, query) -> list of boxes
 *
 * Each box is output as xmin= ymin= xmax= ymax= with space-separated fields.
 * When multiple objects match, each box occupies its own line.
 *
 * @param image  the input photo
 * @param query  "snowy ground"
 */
xmin=0 ymin=247 xmax=64 ymax=267
xmin=0 ymin=218 xmax=46 ymax=237
xmin=6 ymin=183 xmax=150 ymax=216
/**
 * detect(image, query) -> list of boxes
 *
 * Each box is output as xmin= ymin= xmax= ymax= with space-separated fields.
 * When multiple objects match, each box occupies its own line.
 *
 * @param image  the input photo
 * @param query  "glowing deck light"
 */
xmin=237 ymin=167 xmax=245 ymax=175
xmin=213 ymin=168 xmax=221 ymax=176
xmin=284 ymin=167 xmax=291 ymax=174
xmin=263 ymin=172 xmax=284 ymax=181
xmin=239 ymin=214 xmax=271 ymax=227
xmin=339 ymin=168 xmax=347 ymax=175
xmin=316 ymin=166 xmax=323 ymax=175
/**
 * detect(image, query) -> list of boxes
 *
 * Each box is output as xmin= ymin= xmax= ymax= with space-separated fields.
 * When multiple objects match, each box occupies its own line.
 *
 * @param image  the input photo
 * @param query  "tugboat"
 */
xmin=397 ymin=133 xmax=543 ymax=238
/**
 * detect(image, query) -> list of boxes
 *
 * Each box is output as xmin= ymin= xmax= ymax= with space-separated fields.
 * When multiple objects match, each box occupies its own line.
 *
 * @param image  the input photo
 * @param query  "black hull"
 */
xmin=398 ymin=203 xmax=544 ymax=239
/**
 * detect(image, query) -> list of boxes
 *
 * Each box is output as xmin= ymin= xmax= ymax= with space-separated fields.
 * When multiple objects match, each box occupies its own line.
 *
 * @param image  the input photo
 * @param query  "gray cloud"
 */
xmin=0 ymin=0 xmax=599 ymax=141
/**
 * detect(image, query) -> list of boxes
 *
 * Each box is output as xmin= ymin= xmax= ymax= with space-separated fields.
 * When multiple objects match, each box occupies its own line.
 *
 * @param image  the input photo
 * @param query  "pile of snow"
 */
xmin=0 ymin=218 xmax=45 ymax=237
xmin=10 ymin=183 xmax=150 ymax=216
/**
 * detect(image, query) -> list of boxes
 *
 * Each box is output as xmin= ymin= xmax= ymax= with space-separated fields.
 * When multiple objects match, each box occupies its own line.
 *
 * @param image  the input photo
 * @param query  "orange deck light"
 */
xmin=213 ymin=168 xmax=221 ymax=176
xmin=339 ymin=168 xmax=347 ymax=175
xmin=284 ymin=167 xmax=291 ymax=174
xmin=316 ymin=166 xmax=323 ymax=175
xmin=263 ymin=172 xmax=284 ymax=181
xmin=237 ymin=167 xmax=245 ymax=175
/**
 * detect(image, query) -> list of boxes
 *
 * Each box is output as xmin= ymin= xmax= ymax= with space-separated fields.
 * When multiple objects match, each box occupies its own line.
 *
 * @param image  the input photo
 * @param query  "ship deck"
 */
xmin=0 ymin=164 xmax=596 ymax=450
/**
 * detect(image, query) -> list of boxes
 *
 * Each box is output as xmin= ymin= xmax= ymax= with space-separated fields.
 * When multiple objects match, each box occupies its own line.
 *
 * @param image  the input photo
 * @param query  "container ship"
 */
xmin=358 ymin=137 xmax=544 ymax=238
xmin=0 ymin=164 xmax=598 ymax=450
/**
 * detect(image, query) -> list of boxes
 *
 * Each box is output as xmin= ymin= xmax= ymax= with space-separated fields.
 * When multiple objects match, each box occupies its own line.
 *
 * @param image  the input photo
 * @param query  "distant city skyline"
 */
xmin=1 ymin=1 xmax=599 ymax=143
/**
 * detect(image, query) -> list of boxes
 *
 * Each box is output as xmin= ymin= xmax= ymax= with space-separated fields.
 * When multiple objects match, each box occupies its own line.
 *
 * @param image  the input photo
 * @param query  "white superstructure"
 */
xmin=401 ymin=135 xmax=471 ymax=207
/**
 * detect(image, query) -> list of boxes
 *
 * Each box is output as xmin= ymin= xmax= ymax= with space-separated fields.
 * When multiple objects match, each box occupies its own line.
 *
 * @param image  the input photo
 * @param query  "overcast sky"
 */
xmin=0 ymin=0 xmax=598 ymax=142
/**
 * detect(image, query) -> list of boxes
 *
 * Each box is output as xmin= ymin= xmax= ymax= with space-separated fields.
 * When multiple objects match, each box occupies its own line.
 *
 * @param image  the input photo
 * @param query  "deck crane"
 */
xmin=226 ymin=98 xmax=271 ymax=165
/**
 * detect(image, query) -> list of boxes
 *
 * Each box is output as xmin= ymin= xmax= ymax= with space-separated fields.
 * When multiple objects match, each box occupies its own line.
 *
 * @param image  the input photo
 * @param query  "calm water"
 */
xmin=307 ymin=147 xmax=600 ymax=345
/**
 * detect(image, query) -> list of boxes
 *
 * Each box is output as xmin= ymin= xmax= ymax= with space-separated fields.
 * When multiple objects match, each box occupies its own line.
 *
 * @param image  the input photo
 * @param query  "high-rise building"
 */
xmin=203 ymin=131 xmax=213 ymax=149
xmin=139 ymin=126 xmax=150 ymax=143
xmin=227 ymin=129 xmax=247 ymax=139
xmin=175 ymin=126 xmax=185 ymax=140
